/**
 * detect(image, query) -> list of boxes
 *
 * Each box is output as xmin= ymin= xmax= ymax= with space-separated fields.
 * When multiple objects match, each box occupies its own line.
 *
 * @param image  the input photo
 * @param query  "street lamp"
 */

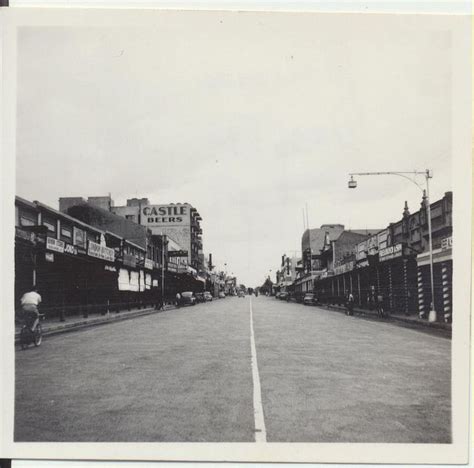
xmin=347 ymin=169 xmax=436 ymax=322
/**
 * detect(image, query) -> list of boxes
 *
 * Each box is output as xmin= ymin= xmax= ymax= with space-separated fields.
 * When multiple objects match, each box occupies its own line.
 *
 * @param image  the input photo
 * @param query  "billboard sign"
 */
xmin=141 ymin=204 xmax=190 ymax=226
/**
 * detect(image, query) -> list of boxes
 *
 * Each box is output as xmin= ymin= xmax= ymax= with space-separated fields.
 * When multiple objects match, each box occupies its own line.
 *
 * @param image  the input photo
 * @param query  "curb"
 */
xmin=322 ymin=304 xmax=452 ymax=335
xmin=15 ymin=305 xmax=177 ymax=344
xmin=283 ymin=298 xmax=451 ymax=335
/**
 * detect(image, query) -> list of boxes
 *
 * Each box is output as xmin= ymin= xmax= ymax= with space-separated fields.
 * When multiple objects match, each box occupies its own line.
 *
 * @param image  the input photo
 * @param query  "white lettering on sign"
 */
xmin=379 ymin=243 xmax=403 ymax=262
xmin=88 ymin=240 xmax=115 ymax=262
xmin=144 ymin=259 xmax=154 ymax=270
xmin=441 ymin=236 xmax=452 ymax=250
xmin=46 ymin=237 xmax=65 ymax=253
xmin=64 ymin=244 xmax=77 ymax=255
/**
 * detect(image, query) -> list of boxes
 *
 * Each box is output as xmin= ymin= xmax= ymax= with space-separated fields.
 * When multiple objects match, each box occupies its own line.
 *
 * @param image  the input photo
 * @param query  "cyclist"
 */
xmin=20 ymin=287 xmax=42 ymax=332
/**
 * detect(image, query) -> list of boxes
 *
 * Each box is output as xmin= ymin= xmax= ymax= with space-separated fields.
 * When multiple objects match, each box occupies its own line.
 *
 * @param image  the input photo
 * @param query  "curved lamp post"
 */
xmin=348 ymin=170 xmax=436 ymax=322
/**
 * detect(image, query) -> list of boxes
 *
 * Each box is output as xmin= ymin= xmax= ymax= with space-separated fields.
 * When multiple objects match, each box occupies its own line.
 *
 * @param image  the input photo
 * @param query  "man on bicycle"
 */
xmin=20 ymin=287 xmax=42 ymax=332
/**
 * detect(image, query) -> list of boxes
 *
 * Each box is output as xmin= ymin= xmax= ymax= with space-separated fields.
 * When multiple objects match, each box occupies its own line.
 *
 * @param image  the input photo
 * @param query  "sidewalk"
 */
xmin=287 ymin=298 xmax=451 ymax=335
xmin=15 ymin=304 xmax=176 ymax=343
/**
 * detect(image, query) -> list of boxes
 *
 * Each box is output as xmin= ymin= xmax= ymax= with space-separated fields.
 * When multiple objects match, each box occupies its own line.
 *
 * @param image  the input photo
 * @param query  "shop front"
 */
xmin=416 ymin=235 xmax=452 ymax=322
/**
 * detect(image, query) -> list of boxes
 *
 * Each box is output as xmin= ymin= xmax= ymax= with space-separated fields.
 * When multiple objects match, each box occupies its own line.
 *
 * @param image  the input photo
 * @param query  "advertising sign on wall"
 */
xmin=64 ymin=243 xmax=78 ymax=256
xmin=141 ymin=204 xmax=190 ymax=226
xmin=141 ymin=204 xmax=192 ymax=263
xmin=168 ymin=250 xmax=188 ymax=257
xmin=46 ymin=237 xmax=65 ymax=253
xmin=441 ymin=236 xmax=452 ymax=251
xmin=334 ymin=261 xmax=354 ymax=275
xmin=379 ymin=243 xmax=403 ymax=262
xmin=87 ymin=240 xmax=115 ymax=262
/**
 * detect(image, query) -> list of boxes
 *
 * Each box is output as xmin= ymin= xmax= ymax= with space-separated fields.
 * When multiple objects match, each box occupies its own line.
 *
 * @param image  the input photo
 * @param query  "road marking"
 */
xmin=249 ymin=297 xmax=267 ymax=443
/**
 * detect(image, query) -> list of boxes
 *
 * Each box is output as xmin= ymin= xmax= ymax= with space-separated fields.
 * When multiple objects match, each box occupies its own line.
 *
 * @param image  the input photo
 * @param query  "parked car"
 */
xmin=179 ymin=291 xmax=196 ymax=306
xmin=279 ymin=291 xmax=289 ymax=301
xmin=303 ymin=293 xmax=318 ymax=305
xmin=218 ymin=291 xmax=226 ymax=299
xmin=204 ymin=291 xmax=213 ymax=302
xmin=195 ymin=292 xmax=205 ymax=303
xmin=237 ymin=290 xmax=245 ymax=298
xmin=275 ymin=292 xmax=281 ymax=299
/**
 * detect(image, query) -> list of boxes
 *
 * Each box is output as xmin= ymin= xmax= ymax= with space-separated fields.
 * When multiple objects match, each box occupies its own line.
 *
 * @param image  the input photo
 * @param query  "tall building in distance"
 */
xmin=120 ymin=201 xmax=203 ymax=272
xmin=59 ymin=195 xmax=204 ymax=272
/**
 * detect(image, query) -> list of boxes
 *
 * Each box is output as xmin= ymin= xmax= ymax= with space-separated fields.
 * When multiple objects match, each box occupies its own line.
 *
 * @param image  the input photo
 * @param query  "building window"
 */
xmin=42 ymin=219 xmax=56 ymax=233
xmin=125 ymin=215 xmax=135 ymax=221
xmin=87 ymin=231 xmax=99 ymax=244
xmin=20 ymin=216 xmax=35 ymax=227
xmin=61 ymin=227 xmax=72 ymax=240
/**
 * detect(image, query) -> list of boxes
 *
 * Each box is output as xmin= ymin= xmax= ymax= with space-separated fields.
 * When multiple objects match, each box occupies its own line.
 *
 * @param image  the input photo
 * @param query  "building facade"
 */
xmin=311 ymin=192 xmax=453 ymax=322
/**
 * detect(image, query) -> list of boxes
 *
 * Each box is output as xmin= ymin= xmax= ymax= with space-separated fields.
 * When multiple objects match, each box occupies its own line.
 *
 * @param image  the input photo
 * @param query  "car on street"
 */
xmin=195 ymin=292 xmax=205 ymax=303
xmin=179 ymin=291 xmax=196 ymax=306
xmin=204 ymin=291 xmax=213 ymax=302
xmin=275 ymin=292 xmax=281 ymax=299
xmin=279 ymin=291 xmax=289 ymax=301
xmin=237 ymin=290 xmax=245 ymax=298
xmin=218 ymin=291 xmax=226 ymax=299
xmin=303 ymin=293 xmax=318 ymax=305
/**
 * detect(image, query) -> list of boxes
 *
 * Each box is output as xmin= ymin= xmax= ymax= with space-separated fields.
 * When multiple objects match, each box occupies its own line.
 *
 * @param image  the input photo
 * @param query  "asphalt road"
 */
xmin=15 ymin=296 xmax=451 ymax=442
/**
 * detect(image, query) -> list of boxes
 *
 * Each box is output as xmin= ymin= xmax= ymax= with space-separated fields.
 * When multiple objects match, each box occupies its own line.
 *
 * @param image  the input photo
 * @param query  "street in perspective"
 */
xmin=12 ymin=17 xmax=457 ymax=447
xmin=15 ymin=294 xmax=450 ymax=443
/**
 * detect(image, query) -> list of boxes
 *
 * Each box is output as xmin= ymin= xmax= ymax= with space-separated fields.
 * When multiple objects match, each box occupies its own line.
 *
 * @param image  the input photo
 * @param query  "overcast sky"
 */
xmin=16 ymin=12 xmax=453 ymax=287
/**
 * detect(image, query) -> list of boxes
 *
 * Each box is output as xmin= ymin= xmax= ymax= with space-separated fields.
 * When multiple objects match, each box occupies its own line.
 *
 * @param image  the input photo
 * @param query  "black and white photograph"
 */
xmin=0 ymin=6 xmax=471 ymax=465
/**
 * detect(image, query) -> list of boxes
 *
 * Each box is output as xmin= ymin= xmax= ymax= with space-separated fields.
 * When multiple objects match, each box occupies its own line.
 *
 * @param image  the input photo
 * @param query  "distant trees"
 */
xmin=260 ymin=277 xmax=273 ymax=295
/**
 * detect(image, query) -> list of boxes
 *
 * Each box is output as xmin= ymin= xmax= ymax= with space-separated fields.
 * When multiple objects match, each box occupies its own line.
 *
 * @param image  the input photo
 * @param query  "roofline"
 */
xmin=18 ymin=197 xmax=147 ymax=252
xmin=22 ymin=199 xmax=105 ymax=235
xmin=15 ymin=195 xmax=37 ymax=209
xmin=124 ymin=239 xmax=146 ymax=251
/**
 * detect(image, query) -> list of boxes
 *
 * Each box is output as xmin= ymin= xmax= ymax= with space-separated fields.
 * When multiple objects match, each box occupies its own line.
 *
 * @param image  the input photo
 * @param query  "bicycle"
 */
xmin=19 ymin=313 xmax=45 ymax=350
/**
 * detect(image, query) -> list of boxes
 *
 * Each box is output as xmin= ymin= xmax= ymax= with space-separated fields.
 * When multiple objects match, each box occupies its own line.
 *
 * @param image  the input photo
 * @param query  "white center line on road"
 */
xmin=249 ymin=296 xmax=267 ymax=443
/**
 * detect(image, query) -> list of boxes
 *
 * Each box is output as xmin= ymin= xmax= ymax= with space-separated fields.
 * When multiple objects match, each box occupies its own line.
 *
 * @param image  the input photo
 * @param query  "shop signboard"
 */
xmin=379 ymin=243 xmax=403 ymax=262
xmin=15 ymin=227 xmax=36 ymax=243
xmin=87 ymin=240 xmax=115 ymax=262
xmin=46 ymin=237 xmax=65 ymax=253
xmin=441 ymin=236 xmax=452 ymax=251
xmin=64 ymin=243 xmax=78 ymax=256
xmin=168 ymin=250 xmax=188 ymax=257
xmin=144 ymin=259 xmax=154 ymax=270
xmin=334 ymin=261 xmax=354 ymax=275
xmin=167 ymin=262 xmax=178 ymax=273
xmin=104 ymin=265 xmax=117 ymax=272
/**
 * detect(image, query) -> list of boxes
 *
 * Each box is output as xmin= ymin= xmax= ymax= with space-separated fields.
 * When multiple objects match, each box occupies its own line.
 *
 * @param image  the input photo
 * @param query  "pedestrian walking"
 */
xmin=377 ymin=293 xmax=385 ymax=318
xmin=346 ymin=292 xmax=354 ymax=316
xmin=175 ymin=292 xmax=181 ymax=307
